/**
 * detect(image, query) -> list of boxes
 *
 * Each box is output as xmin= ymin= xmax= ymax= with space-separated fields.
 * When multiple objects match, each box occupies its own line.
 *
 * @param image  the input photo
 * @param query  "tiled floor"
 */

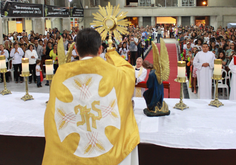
xmin=186 ymin=80 xmax=230 ymax=100
xmin=0 ymin=80 xmax=50 ymax=94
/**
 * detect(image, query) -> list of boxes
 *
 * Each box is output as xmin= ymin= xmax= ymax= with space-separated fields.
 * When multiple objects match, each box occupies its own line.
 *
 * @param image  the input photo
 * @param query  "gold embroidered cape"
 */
xmin=42 ymin=49 xmax=140 ymax=165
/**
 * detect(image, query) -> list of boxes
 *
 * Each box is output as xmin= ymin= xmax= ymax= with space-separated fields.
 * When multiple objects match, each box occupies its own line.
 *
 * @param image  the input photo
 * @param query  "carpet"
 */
xmin=144 ymin=43 xmax=180 ymax=98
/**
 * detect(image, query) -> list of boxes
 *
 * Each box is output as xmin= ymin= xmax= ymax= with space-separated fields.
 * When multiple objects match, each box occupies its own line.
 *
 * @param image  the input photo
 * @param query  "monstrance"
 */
xmin=90 ymin=2 xmax=130 ymax=50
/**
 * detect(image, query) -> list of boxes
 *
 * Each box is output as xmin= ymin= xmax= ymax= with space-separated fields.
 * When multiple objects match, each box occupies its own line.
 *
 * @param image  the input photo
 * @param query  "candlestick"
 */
xmin=45 ymin=59 xmax=54 ymax=76
xmin=20 ymin=72 xmax=33 ymax=101
xmin=0 ymin=55 xmax=11 ymax=95
xmin=0 ymin=55 xmax=6 ymax=69
xmin=209 ymin=75 xmax=224 ymax=108
xmin=213 ymin=59 xmax=222 ymax=75
xmin=45 ymin=60 xmax=54 ymax=104
xmin=174 ymin=61 xmax=188 ymax=110
xmin=0 ymin=70 xmax=11 ymax=96
xmin=177 ymin=61 xmax=186 ymax=78
xmin=174 ymin=77 xmax=189 ymax=111
xmin=22 ymin=58 xmax=29 ymax=76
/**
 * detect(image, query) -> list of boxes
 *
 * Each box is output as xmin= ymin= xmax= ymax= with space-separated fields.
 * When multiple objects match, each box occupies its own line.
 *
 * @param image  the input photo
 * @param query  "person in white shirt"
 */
xmin=71 ymin=31 xmax=77 ymax=41
xmin=0 ymin=44 xmax=10 ymax=82
xmin=25 ymin=44 xmax=38 ymax=83
xmin=193 ymin=43 xmax=215 ymax=99
xmin=129 ymin=35 xmax=138 ymax=65
xmin=72 ymin=49 xmax=79 ymax=61
xmin=17 ymin=34 xmax=22 ymax=42
xmin=133 ymin=57 xmax=147 ymax=97
xmin=36 ymin=59 xmax=42 ymax=88
xmin=10 ymin=43 xmax=24 ymax=83
xmin=45 ymin=28 xmax=48 ymax=35
xmin=119 ymin=43 xmax=128 ymax=60
xmin=99 ymin=46 xmax=106 ymax=60
xmin=152 ymin=29 xmax=157 ymax=41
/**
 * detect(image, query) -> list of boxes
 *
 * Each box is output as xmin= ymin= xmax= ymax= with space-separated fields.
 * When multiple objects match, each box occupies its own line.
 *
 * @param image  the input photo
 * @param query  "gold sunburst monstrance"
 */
xmin=90 ymin=2 xmax=130 ymax=50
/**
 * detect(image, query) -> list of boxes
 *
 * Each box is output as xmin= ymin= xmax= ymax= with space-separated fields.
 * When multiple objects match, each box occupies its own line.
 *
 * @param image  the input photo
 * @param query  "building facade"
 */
xmin=1 ymin=0 xmax=236 ymax=38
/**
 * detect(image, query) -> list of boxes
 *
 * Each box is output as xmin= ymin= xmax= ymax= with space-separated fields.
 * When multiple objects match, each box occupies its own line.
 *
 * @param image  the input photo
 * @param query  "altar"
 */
xmin=1 ymin=92 xmax=236 ymax=164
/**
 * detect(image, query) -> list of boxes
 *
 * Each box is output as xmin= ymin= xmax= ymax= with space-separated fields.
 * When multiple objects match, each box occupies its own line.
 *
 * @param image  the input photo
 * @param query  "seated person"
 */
xmin=134 ymin=57 xmax=147 ymax=97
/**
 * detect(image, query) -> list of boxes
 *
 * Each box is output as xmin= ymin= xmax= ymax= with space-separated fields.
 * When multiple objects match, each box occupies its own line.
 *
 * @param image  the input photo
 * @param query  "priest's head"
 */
xmin=136 ymin=57 xmax=143 ymax=68
xmin=76 ymin=28 xmax=102 ymax=58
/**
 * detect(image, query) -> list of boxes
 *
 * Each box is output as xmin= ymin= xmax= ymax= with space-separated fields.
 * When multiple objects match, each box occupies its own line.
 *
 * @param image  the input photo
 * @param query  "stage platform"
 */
xmin=1 ymin=92 xmax=236 ymax=164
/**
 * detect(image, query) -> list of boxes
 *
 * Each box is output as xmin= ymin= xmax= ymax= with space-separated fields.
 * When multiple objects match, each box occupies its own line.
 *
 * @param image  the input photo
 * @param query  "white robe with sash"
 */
xmin=193 ymin=51 xmax=215 ymax=99
xmin=133 ymin=66 xmax=147 ymax=97
xmin=229 ymin=58 xmax=236 ymax=100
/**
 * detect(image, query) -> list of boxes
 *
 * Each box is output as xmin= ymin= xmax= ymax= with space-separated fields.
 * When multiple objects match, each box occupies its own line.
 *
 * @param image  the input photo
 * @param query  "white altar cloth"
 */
xmin=1 ymin=92 xmax=236 ymax=150
xmin=0 ymin=92 xmax=47 ymax=137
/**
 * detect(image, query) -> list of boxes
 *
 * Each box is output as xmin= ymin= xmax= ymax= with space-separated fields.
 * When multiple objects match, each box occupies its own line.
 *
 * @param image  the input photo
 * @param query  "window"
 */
xmin=90 ymin=0 xmax=100 ymax=7
xmin=182 ymin=0 xmax=194 ymax=6
xmin=126 ymin=0 xmax=138 ymax=6
xmin=156 ymin=0 xmax=178 ymax=7
xmin=139 ymin=0 xmax=151 ymax=6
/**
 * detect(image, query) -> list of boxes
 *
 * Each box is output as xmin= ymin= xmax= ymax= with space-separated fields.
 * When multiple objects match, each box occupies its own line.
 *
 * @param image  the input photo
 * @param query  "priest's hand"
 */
xmin=202 ymin=63 xmax=209 ymax=67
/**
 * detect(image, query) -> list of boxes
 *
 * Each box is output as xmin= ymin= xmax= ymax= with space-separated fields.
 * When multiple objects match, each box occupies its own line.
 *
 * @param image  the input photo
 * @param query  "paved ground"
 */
xmin=1 ymin=79 xmax=50 ymax=94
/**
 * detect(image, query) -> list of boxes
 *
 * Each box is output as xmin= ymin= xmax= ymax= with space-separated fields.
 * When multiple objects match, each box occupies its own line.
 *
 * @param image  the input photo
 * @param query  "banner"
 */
xmin=2 ymin=2 xmax=43 ymax=17
xmin=25 ymin=20 xmax=32 ymax=35
xmin=70 ymin=8 xmax=84 ymax=17
xmin=46 ymin=19 xmax=52 ymax=29
xmin=8 ymin=21 xmax=17 ymax=33
xmin=44 ymin=5 xmax=69 ymax=17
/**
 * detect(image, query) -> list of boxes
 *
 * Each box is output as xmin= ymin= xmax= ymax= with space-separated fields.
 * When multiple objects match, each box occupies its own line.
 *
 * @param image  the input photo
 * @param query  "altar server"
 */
xmin=43 ymin=28 xmax=139 ymax=165
xmin=134 ymin=57 xmax=147 ymax=97
xmin=193 ymin=43 xmax=215 ymax=99
xmin=229 ymin=56 xmax=236 ymax=100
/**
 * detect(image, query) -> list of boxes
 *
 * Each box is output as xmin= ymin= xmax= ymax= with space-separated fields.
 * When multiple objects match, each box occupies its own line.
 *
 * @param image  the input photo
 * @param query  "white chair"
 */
xmin=213 ymin=69 xmax=229 ymax=99
xmin=227 ymin=70 xmax=232 ymax=84
xmin=8 ymin=59 xmax=14 ymax=81
xmin=228 ymin=70 xmax=232 ymax=91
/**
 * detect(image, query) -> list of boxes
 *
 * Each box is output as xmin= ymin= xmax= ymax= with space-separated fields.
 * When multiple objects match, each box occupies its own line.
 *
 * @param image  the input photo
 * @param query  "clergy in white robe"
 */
xmin=193 ymin=43 xmax=215 ymax=99
xmin=134 ymin=57 xmax=147 ymax=97
xmin=229 ymin=57 xmax=236 ymax=100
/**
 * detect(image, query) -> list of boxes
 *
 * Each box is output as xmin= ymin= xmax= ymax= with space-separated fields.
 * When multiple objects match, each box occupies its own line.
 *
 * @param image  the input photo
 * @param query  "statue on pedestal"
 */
xmin=143 ymin=39 xmax=170 ymax=117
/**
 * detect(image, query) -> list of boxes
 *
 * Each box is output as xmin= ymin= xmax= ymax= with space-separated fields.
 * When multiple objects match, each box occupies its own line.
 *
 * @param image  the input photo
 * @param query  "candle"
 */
xmin=45 ymin=60 xmax=53 ymax=75
xmin=177 ymin=61 xmax=186 ymax=78
xmin=234 ymin=56 xmax=236 ymax=65
xmin=0 ymin=55 xmax=6 ymax=69
xmin=213 ymin=59 xmax=222 ymax=75
xmin=22 ymin=58 xmax=29 ymax=73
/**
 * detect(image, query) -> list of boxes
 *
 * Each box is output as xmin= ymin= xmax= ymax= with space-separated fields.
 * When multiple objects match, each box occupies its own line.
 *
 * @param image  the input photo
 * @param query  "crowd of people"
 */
xmin=0 ymin=27 xmax=79 ymax=86
xmin=0 ymin=24 xmax=235 ymax=99
xmin=0 ymin=25 xmax=154 ymax=86
xmin=176 ymin=25 xmax=236 ymax=99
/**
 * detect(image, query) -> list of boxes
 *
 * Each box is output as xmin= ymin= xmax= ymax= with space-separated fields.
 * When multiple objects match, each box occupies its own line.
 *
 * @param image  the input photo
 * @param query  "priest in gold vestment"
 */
xmin=42 ymin=28 xmax=140 ymax=165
